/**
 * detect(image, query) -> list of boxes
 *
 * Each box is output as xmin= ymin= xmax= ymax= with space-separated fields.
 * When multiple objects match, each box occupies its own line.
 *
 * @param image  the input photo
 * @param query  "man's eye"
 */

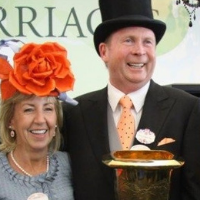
xmin=145 ymin=39 xmax=155 ymax=45
xmin=125 ymin=38 xmax=132 ymax=43
xmin=146 ymin=40 xmax=152 ymax=44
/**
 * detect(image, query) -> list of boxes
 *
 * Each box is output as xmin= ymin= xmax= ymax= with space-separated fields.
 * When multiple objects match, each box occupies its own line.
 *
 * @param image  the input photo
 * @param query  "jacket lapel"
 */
xmin=135 ymin=80 xmax=175 ymax=149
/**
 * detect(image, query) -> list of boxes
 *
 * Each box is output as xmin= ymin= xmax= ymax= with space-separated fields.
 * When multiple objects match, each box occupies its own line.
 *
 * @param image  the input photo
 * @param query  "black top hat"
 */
xmin=94 ymin=0 xmax=166 ymax=55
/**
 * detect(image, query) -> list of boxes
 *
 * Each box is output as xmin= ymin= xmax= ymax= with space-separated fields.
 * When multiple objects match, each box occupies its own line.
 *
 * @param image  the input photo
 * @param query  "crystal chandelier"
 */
xmin=176 ymin=0 xmax=200 ymax=27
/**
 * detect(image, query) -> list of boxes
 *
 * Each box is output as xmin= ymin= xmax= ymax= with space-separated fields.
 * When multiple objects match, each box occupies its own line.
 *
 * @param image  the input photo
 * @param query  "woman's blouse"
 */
xmin=0 ymin=151 xmax=74 ymax=200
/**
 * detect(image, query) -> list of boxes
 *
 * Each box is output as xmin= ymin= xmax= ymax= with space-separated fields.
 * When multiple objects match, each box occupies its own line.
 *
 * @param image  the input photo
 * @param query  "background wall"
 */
xmin=0 ymin=0 xmax=200 ymax=97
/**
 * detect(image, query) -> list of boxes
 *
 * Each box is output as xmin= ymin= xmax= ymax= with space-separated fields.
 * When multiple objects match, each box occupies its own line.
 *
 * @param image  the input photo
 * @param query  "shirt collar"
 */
xmin=108 ymin=81 xmax=150 ymax=113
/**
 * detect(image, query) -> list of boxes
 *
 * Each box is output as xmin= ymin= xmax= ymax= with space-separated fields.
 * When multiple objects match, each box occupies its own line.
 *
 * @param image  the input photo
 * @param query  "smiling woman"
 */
xmin=0 ymin=41 xmax=76 ymax=200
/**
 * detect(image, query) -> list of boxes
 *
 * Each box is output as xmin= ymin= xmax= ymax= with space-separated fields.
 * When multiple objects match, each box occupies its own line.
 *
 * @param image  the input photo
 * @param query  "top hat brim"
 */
xmin=94 ymin=15 xmax=166 ymax=55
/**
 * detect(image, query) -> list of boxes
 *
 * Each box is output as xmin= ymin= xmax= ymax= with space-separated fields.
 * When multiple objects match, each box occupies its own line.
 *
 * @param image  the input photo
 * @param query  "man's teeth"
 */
xmin=128 ymin=63 xmax=144 ymax=68
xmin=30 ymin=130 xmax=47 ymax=134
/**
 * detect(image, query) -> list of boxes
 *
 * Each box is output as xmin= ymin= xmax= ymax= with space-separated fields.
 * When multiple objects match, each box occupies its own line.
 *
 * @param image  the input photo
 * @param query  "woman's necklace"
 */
xmin=10 ymin=150 xmax=49 ymax=177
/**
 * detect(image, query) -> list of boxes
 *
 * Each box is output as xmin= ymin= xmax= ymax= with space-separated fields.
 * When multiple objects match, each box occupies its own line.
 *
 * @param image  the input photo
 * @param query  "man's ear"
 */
xmin=99 ymin=43 xmax=108 ymax=62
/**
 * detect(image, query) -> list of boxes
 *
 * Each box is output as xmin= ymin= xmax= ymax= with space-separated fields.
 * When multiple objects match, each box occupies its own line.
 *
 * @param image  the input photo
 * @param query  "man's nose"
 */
xmin=131 ymin=42 xmax=146 ymax=55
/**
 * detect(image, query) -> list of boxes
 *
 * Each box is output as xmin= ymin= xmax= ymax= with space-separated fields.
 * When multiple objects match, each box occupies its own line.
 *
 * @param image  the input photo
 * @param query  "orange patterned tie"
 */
xmin=117 ymin=95 xmax=135 ymax=150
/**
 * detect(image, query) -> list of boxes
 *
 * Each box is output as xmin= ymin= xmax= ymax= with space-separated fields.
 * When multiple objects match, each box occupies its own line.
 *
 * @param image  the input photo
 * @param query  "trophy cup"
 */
xmin=102 ymin=150 xmax=184 ymax=200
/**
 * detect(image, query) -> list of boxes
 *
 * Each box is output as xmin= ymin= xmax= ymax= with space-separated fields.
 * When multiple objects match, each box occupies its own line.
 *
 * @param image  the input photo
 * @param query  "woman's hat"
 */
xmin=0 ymin=40 xmax=78 ymax=105
xmin=94 ymin=0 xmax=166 ymax=55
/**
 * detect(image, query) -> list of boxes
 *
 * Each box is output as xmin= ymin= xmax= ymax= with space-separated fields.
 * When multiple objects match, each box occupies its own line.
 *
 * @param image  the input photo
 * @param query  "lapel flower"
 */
xmin=0 ymin=42 xmax=75 ymax=100
xmin=135 ymin=129 xmax=155 ymax=144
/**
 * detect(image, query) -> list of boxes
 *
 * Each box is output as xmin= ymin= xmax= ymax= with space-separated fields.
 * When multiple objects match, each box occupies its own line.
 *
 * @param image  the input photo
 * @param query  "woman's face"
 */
xmin=10 ymin=96 xmax=57 ymax=151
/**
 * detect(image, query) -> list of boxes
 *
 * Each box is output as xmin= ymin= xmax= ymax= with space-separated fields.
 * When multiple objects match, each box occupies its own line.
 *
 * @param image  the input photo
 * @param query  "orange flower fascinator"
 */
xmin=0 ymin=40 xmax=76 ymax=104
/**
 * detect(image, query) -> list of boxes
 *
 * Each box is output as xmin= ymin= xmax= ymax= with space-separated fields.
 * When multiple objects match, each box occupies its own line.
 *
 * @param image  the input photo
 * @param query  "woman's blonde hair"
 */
xmin=0 ymin=92 xmax=63 ymax=153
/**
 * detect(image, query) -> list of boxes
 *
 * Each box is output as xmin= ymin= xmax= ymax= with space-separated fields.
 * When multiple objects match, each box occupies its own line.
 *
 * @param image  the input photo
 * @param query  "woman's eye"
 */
xmin=24 ymin=108 xmax=33 ymax=112
xmin=45 ymin=107 xmax=54 ymax=111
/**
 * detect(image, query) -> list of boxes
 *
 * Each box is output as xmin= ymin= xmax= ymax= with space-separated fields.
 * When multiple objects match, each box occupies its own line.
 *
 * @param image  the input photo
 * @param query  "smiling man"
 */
xmin=62 ymin=0 xmax=200 ymax=200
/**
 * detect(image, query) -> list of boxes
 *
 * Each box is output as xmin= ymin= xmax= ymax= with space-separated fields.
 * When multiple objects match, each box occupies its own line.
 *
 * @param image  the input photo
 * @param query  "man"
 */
xmin=62 ymin=0 xmax=200 ymax=199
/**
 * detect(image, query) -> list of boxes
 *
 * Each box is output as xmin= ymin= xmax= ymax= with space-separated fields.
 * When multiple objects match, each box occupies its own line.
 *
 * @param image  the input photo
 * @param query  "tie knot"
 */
xmin=119 ymin=95 xmax=133 ymax=109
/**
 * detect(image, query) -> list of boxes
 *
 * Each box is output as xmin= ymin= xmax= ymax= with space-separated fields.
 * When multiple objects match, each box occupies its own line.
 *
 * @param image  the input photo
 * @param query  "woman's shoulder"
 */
xmin=0 ymin=151 xmax=7 ymax=164
xmin=52 ymin=151 xmax=71 ymax=167
xmin=54 ymin=151 xmax=69 ymax=158
xmin=0 ymin=151 xmax=5 ymax=156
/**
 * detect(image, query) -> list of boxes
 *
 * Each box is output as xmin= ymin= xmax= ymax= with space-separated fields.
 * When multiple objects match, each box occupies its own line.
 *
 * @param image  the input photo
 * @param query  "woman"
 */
xmin=0 ymin=41 xmax=75 ymax=200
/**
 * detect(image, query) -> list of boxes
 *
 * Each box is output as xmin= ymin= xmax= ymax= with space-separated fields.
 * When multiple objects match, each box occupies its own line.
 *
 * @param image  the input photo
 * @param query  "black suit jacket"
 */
xmin=62 ymin=80 xmax=200 ymax=200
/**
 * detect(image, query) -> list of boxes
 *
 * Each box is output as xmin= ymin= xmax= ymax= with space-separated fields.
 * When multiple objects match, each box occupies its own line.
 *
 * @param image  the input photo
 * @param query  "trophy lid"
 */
xmin=102 ymin=150 xmax=184 ymax=169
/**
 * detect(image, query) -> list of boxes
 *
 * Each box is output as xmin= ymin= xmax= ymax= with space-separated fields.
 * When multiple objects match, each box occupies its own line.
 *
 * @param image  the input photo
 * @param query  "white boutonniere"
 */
xmin=135 ymin=129 xmax=155 ymax=144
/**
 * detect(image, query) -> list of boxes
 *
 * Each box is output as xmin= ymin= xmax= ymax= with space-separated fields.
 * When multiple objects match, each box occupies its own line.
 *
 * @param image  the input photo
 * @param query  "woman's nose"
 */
xmin=34 ymin=111 xmax=46 ymax=124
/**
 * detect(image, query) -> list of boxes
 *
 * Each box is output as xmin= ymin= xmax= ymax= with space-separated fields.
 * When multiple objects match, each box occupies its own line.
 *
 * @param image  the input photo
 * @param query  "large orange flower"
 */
xmin=7 ymin=42 xmax=75 ymax=97
xmin=0 ymin=58 xmax=17 ymax=100
xmin=0 ymin=42 xmax=75 ymax=100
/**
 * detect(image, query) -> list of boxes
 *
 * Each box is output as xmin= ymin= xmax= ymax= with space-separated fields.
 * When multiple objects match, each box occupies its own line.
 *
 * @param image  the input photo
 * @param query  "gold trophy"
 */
xmin=102 ymin=150 xmax=184 ymax=200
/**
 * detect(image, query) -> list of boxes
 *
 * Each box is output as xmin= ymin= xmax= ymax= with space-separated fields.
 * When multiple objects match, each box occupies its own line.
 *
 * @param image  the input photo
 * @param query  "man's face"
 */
xmin=99 ymin=26 xmax=156 ymax=94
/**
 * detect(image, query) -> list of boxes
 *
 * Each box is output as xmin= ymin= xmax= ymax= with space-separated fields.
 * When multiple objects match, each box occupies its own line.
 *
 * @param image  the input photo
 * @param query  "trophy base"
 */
xmin=115 ymin=168 xmax=171 ymax=200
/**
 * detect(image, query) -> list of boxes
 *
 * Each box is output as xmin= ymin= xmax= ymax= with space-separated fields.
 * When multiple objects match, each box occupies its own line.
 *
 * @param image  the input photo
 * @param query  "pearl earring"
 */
xmin=9 ymin=126 xmax=15 ymax=138
xmin=10 ymin=130 xmax=15 ymax=137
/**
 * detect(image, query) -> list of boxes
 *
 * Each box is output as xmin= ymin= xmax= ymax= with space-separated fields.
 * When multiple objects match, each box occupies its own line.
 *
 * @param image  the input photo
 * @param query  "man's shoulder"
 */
xmin=150 ymin=81 xmax=198 ymax=101
xmin=62 ymin=87 xmax=107 ymax=110
xmin=162 ymin=84 xmax=198 ymax=100
xmin=75 ymin=87 xmax=107 ymax=100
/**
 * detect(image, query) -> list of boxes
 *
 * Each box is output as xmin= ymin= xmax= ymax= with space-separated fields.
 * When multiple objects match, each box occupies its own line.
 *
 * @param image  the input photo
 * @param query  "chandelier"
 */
xmin=176 ymin=0 xmax=200 ymax=27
